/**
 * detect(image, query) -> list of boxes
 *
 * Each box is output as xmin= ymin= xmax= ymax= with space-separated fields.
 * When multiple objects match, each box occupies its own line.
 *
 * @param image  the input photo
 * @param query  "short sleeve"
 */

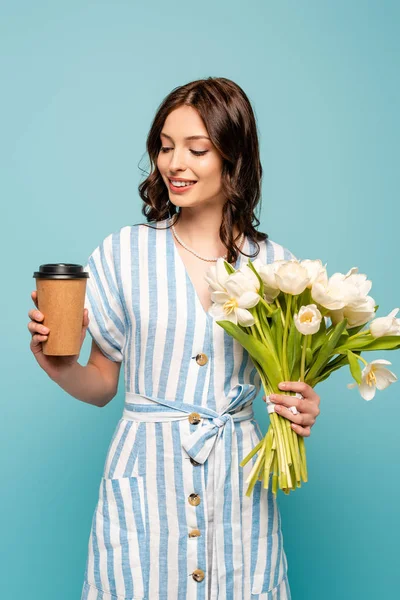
xmin=285 ymin=247 xmax=298 ymax=261
xmin=83 ymin=231 xmax=126 ymax=362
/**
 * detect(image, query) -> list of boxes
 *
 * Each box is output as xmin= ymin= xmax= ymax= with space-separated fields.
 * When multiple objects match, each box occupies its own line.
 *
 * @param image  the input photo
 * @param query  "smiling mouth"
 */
xmin=168 ymin=179 xmax=198 ymax=190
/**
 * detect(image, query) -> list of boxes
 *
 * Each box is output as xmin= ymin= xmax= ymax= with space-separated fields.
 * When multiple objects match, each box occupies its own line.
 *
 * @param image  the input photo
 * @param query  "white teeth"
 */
xmin=171 ymin=180 xmax=196 ymax=187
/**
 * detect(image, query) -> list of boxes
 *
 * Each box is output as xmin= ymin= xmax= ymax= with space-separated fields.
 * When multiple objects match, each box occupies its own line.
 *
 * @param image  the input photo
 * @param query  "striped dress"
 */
xmin=80 ymin=217 xmax=295 ymax=600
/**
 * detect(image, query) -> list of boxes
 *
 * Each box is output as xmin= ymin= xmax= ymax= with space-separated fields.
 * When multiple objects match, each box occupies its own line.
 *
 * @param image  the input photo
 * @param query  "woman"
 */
xmin=28 ymin=77 xmax=321 ymax=600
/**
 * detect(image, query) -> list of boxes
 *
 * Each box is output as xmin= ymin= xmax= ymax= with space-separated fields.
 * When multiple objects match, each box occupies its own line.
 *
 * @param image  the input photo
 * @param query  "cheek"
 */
xmin=156 ymin=154 xmax=164 ymax=171
xmin=197 ymin=156 xmax=223 ymax=183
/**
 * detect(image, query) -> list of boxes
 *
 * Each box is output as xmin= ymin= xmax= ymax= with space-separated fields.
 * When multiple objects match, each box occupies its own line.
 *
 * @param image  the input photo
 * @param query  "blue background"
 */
xmin=1 ymin=1 xmax=399 ymax=598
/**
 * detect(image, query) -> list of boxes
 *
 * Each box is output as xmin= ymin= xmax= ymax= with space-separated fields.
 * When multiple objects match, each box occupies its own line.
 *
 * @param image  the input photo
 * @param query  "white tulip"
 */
xmin=344 ymin=269 xmax=372 ymax=302
xmin=300 ymin=259 xmax=327 ymax=288
xmin=347 ymin=359 xmax=397 ymax=400
xmin=208 ymin=270 xmax=261 ymax=327
xmin=294 ymin=304 xmax=322 ymax=335
xmin=204 ymin=257 xmax=231 ymax=292
xmin=235 ymin=260 xmax=261 ymax=293
xmin=312 ymin=272 xmax=354 ymax=311
xmin=344 ymin=296 xmax=376 ymax=328
xmin=370 ymin=308 xmax=400 ymax=338
xmin=275 ymin=261 xmax=311 ymax=295
xmin=252 ymin=260 xmax=281 ymax=302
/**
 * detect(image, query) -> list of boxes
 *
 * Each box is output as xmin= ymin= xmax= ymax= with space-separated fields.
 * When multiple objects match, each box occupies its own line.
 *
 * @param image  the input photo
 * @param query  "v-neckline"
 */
xmin=166 ymin=217 xmax=248 ymax=319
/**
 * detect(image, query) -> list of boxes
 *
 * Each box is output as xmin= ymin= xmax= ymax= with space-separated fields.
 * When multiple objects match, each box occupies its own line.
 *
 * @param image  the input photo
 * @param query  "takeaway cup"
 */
xmin=32 ymin=263 xmax=89 ymax=356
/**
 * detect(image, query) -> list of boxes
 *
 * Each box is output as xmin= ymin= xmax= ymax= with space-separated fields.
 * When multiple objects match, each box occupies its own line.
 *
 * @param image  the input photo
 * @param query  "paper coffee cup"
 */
xmin=33 ymin=264 xmax=89 ymax=356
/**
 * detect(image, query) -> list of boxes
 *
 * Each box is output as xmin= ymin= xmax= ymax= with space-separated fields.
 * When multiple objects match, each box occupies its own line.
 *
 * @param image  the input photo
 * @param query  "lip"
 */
xmin=168 ymin=178 xmax=198 ymax=194
xmin=168 ymin=177 xmax=197 ymax=182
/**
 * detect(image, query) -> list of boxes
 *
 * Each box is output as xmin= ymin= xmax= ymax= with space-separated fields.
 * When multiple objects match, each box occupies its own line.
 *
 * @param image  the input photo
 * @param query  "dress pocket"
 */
xmin=86 ymin=474 xmax=148 ymax=600
xmin=251 ymin=530 xmax=288 ymax=596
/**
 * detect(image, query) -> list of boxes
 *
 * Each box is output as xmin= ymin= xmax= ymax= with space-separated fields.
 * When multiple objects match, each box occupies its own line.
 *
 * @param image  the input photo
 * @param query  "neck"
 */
xmin=170 ymin=208 xmax=241 ymax=255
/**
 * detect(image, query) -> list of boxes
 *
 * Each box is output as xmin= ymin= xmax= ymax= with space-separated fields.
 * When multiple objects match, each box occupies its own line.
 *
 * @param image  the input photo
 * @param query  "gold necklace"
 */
xmin=170 ymin=216 xmax=245 ymax=262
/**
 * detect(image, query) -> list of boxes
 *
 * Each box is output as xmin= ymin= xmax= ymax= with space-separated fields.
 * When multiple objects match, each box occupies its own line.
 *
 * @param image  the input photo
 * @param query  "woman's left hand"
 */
xmin=262 ymin=381 xmax=321 ymax=437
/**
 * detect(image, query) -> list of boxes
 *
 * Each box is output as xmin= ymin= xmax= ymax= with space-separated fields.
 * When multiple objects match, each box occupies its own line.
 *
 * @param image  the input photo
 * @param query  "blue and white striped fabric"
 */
xmin=80 ymin=218 xmax=296 ymax=600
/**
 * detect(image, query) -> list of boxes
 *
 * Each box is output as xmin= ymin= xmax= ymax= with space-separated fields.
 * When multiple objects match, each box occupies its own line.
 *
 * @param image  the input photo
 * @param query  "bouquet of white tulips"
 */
xmin=205 ymin=256 xmax=400 ymax=497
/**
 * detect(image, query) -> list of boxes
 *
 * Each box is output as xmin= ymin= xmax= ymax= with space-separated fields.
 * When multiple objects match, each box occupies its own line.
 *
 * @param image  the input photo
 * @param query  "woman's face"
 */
xmin=157 ymin=105 xmax=225 ymax=211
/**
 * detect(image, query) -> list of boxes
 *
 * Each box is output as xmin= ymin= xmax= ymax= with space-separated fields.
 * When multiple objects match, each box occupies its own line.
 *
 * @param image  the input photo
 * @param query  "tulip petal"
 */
xmin=237 ymin=291 xmax=260 ymax=308
xmin=375 ymin=369 xmax=398 ymax=390
xmin=236 ymin=308 xmax=255 ymax=327
xmin=359 ymin=380 xmax=376 ymax=401
xmin=211 ymin=291 xmax=230 ymax=304
xmin=208 ymin=303 xmax=226 ymax=319
xmin=370 ymin=359 xmax=393 ymax=366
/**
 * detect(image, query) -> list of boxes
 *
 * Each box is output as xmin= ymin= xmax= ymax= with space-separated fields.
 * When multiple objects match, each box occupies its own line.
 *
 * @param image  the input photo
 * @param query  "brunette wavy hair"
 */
xmin=137 ymin=76 xmax=268 ymax=264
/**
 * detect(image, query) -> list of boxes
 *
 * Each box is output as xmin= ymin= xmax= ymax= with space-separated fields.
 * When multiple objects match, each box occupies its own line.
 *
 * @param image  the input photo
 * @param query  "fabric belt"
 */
xmin=122 ymin=383 xmax=257 ymax=596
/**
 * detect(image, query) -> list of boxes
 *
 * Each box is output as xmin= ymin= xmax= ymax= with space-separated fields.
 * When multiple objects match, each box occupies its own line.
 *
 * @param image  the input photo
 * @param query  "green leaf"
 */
xmin=306 ymin=318 xmax=348 ymax=381
xmin=305 ymin=347 xmax=313 ymax=368
xmin=223 ymin=260 xmax=236 ymax=275
xmin=336 ymin=335 xmax=400 ymax=353
xmin=347 ymin=324 xmax=368 ymax=336
xmin=216 ymin=320 xmax=283 ymax=389
xmin=346 ymin=349 xmax=362 ymax=384
xmin=310 ymin=315 xmax=328 ymax=352
xmin=287 ymin=320 xmax=302 ymax=380
xmin=247 ymin=260 xmax=264 ymax=297
xmin=269 ymin=307 xmax=283 ymax=365
xmin=312 ymin=354 xmax=350 ymax=384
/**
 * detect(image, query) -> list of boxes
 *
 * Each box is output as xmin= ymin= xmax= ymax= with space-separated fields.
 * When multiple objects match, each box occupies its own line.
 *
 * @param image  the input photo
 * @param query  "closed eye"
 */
xmin=160 ymin=147 xmax=208 ymax=156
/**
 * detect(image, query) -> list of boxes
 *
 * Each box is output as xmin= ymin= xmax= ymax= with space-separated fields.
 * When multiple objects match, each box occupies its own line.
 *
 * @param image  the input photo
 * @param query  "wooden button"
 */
xmin=188 ymin=412 xmax=201 ymax=424
xmin=188 ymin=493 xmax=201 ymax=506
xmin=195 ymin=353 xmax=208 ymax=366
xmin=190 ymin=456 xmax=201 ymax=466
xmin=188 ymin=528 xmax=201 ymax=538
xmin=192 ymin=568 xmax=205 ymax=582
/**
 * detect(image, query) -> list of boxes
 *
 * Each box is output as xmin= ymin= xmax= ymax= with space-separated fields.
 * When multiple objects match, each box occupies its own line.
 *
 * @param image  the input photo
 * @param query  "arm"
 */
xmin=50 ymin=339 xmax=122 ymax=408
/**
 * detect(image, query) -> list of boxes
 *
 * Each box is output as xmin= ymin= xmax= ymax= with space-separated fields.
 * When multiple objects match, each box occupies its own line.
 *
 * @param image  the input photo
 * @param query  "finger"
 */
xmin=273 ymin=405 xmax=314 ymax=426
xmin=28 ymin=321 xmax=49 ymax=336
xmin=269 ymin=393 xmax=303 ymax=411
xmin=30 ymin=309 xmax=44 ymax=322
xmin=28 ymin=309 xmax=44 ymax=322
xmin=31 ymin=332 xmax=48 ymax=345
xmin=31 ymin=290 xmax=39 ymax=309
xmin=290 ymin=423 xmax=311 ymax=437
xmin=279 ymin=381 xmax=318 ymax=401
xmin=270 ymin=393 xmax=320 ymax=418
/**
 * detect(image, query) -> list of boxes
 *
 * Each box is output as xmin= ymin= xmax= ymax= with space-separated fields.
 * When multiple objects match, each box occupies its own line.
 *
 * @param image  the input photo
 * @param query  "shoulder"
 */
xmin=89 ymin=220 xmax=170 ymax=262
xmin=253 ymin=236 xmax=298 ymax=264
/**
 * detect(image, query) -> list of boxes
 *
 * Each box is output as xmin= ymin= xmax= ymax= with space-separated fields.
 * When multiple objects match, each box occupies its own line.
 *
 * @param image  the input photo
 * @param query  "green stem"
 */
xmin=258 ymin=296 xmax=274 ymax=316
xmin=279 ymin=414 xmax=293 ymax=488
xmin=357 ymin=354 xmax=369 ymax=366
xmin=298 ymin=436 xmax=308 ymax=482
xmin=274 ymin=296 xmax=286 ymax=327
xmin=252 ymin=313 xmax=269 ymax=347
xmin=300 ymin=334 xmax=308 ymax=380
xmin=287 ymin=424 xmax=301 ymax=484
xmin=282 ymin=295 xmax=292 ymax=380
xmin=255 ymin=304 xmax=283 ymax=368
xmin=350 ymin=329 xmax=370 ymax=339
xmin=300 ymin=335 xmax=307 ymax=381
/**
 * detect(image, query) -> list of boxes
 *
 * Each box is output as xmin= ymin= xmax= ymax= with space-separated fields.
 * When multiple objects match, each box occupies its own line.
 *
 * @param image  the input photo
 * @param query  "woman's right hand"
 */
xmin=28 ymin=290 xmax=90 ymax=380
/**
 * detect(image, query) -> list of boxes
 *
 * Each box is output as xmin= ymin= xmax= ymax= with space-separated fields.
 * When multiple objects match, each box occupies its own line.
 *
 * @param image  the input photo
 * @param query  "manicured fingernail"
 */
xmin=278 ymin=382 xmax=286 ymax=389
xmin=275 ymin=405 xmax=281 ymax=412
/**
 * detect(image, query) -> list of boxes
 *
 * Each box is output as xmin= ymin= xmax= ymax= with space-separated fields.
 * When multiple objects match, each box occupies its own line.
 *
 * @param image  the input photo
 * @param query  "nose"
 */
xmin=167 ymin=147 xmax=187 ymax=172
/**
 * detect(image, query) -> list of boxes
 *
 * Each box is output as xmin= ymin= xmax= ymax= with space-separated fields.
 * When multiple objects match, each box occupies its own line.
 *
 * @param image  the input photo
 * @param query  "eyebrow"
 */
xmin=160 ymin=132 xmax=210 ymax=141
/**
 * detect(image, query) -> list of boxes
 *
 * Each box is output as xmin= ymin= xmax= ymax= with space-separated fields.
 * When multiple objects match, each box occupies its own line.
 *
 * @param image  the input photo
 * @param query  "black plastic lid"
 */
xmin=33 ymin=263 xmax=89 ymax=280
